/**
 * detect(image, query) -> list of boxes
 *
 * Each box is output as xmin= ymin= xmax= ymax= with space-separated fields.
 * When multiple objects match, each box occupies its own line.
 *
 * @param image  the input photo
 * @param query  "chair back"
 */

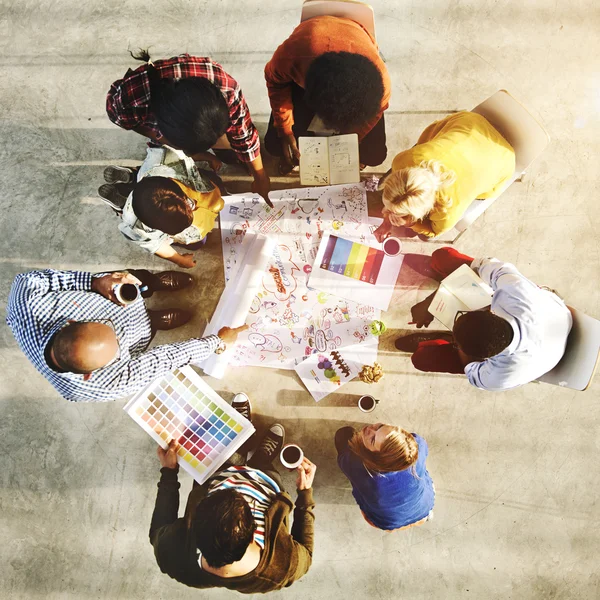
xmin=300 ymin=0 xmax=376 ymax=39
xmin=454 ymin=90 xmax=550 ymax=233
xmin=538 ymin=307 xmax=600 ymax=391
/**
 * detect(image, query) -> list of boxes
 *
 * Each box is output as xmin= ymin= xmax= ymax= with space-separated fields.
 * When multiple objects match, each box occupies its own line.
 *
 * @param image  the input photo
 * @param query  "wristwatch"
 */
xmin=214 ymin=337 xmax=227 ymax=355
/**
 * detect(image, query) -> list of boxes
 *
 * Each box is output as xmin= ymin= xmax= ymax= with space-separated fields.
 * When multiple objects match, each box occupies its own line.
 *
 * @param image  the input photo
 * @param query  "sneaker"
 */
xmin=232 ymin=392 xmax=252 ymax=422
xmin=103 ymin=166 xmax=135 ymax=184
xmin=98 ymin=184 xmax=127 ymax=212
xmin=251 ymin=424 xmax=285 ymax=465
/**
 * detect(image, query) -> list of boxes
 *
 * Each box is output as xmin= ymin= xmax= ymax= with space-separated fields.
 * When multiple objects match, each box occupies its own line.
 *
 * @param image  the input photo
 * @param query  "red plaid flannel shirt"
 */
xmin=106 ymin=55 xmax=260 ymax=163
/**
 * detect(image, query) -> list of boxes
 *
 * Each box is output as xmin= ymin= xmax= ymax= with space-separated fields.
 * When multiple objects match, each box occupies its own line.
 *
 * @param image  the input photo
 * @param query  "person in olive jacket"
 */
xmin=149 ymin=417 xmax=316 ymax=594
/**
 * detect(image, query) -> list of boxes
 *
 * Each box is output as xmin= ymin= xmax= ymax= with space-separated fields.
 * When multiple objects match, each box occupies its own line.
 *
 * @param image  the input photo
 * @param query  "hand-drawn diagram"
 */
xmin=219 ymin=184 xmax=382 ymax=369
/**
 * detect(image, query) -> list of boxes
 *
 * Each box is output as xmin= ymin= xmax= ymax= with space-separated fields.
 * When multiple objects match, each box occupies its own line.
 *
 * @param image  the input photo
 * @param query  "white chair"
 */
xmin=538 ymin=307 xmax=600 ymax=391
xmin=300 ymin=0 xmax=376 ymax=40
xmin=452 ymin=90 xmax=550 ymax=240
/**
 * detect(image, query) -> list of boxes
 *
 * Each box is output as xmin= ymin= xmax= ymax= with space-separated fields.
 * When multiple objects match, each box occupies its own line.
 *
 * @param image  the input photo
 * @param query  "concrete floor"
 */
xmin=1 ymin=1 xmax=599 ymax=599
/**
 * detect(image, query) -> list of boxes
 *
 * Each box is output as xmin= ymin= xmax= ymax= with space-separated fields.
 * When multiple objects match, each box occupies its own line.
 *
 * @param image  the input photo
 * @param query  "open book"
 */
xmin=299 ymin=134 xmax=360 ymax=186
xmin=429 ymin=264 xmax=493 ymax=329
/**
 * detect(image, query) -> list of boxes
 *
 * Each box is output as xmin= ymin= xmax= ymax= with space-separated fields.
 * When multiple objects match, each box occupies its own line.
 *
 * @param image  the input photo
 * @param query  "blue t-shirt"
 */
xmin=337 ymin=433 xmax=435 ymax=530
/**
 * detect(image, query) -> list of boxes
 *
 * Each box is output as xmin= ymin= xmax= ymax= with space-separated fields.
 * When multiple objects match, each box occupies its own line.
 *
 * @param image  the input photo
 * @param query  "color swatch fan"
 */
xmin=124 ymin=366 xmax=255 ymax=484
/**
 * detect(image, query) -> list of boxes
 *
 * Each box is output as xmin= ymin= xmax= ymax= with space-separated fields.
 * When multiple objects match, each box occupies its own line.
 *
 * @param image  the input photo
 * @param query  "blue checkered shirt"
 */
xmin=6 ymin=270 xmax=220 ymax=402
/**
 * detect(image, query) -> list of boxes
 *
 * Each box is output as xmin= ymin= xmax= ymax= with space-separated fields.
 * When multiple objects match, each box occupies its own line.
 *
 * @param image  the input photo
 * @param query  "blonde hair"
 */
xmin=348 ymin=426 xmax=419 ymax=474
xmin=383 ymin=160 xmax=456 ymax=222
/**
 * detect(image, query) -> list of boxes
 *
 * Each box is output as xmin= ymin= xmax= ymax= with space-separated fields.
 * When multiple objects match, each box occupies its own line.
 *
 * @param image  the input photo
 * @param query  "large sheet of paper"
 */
xmin=429 ymin=264 xmax=493 ymax=329
xmin=307 ymin=232 xmax=404 ymax=311
xmin=200 ymin=231 xmax=276 ymax=378
xmin=219 ymin=184 xmax=382 ymax=369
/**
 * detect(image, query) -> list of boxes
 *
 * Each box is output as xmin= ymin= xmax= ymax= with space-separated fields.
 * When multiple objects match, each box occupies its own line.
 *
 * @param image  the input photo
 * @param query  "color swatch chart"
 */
xmin=320 ymin=235 xmax=385 ymax=285
xmin=124 ymin=366 xmax=255 ymax=484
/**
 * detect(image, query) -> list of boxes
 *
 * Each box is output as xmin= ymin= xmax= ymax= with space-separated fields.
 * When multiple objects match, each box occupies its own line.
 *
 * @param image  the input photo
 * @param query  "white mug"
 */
xmin=280 ymin=444 xmax=304 ymax=469
xmin=114 ymin=283 xmax=141 ymax=305
xmin=358 ymin=395 xmax=379 ymax=413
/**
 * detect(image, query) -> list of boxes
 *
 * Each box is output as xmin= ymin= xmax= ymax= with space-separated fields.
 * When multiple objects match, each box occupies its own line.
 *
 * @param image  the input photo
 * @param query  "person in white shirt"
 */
xmin=394 ymin=247 xmax=573 ymax=392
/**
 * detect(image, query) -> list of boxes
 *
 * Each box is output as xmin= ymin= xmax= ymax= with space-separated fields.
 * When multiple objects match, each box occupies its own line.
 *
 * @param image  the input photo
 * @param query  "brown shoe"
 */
xmin=149 ymin=308 xmax=192 ymax=331
xmin=154 ymin=271 xmax=194 ymax=292
xmin=394 ymin=332 xmax=454 ymax=352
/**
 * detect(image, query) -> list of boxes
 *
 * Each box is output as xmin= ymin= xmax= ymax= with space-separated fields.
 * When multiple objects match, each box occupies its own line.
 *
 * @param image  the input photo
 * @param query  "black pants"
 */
xmin=264 ymin=83 xmax=387 ymax=167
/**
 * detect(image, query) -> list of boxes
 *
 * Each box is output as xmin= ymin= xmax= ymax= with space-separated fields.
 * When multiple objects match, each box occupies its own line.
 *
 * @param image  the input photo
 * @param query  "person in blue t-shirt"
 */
xmin=335 ymin=424 xmax=435 ymax=531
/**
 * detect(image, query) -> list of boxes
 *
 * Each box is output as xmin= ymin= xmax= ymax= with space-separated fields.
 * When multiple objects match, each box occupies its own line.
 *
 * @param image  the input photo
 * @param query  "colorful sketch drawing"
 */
xmin=124 ymin=367 xmax=255 ymax=484
xmin=219 ymin=184 xmax=381 ymax=369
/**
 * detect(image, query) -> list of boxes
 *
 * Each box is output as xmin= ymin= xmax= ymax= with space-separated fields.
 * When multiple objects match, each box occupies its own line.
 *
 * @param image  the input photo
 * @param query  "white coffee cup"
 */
xmin=358 ymin=394 xmax=379 ymax=413
xmin=114 ymin=283 xmax=141 ymax=305
xmin=382 ymin=236 xmax=403 ymax=257
xmin=280 ymin=444 xmax=304 ymax=469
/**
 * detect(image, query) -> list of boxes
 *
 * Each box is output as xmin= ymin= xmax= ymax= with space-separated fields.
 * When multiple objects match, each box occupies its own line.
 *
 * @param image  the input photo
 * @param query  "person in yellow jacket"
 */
xmin=374 ymin=112 xmax=515 ymax=240
xmin=100 ymin=146 xmax=225 ymax=268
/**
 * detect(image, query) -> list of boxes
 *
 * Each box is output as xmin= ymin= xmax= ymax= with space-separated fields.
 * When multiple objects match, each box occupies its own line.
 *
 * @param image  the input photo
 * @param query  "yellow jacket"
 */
xmin=391 ymin=111 xmax=515 ymax=237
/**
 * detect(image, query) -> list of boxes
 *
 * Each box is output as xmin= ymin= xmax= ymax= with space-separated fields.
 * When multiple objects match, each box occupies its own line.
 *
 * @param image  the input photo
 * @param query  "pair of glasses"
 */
xmin=453 ymin=310 xmax=470 ymax=326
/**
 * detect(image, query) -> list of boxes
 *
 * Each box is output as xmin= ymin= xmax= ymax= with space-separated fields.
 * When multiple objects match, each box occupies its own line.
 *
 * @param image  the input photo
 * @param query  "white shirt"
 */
xmin=464 ymin=258 xmax=572 ymax=392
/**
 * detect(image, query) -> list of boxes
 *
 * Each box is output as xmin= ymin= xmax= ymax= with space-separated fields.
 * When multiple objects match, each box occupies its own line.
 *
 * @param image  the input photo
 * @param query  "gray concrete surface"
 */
xmin=1 ymin=1 xmax=599 ymax=599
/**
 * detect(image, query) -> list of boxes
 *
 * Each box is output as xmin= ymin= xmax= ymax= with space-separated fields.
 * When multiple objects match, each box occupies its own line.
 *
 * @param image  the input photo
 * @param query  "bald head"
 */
xmin=51 ymin=322 xmax=119 ymax=374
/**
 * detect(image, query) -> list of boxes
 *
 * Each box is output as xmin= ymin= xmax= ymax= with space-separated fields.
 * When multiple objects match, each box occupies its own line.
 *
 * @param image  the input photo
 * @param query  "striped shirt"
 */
xmin=5 ymin=269 xmax=220 ymax=402
xmin=207 ymin=466 xmax=280 ymax=549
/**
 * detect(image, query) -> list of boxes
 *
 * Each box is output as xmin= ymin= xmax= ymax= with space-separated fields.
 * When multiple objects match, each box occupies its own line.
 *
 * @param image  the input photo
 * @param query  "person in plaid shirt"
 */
xmin=6 ymin=269 xmax=247 ymax=402
xmin=106 ymin=52 xmax=272 ymax=206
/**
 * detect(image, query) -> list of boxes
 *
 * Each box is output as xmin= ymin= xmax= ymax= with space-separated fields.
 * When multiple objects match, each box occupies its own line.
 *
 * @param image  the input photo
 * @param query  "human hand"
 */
xmin=217 ymin=324 xmax=249 ymax=345
xmin=91 ymin=272 xmax=142 ymax=305
xmin=176 ymin=253 xmax=197 ymax=269
xmin=206 ymin=155 xmax=223 ymax=172
xmin=251 ymin=170 xmax=274 ymax=208
xmin=281 ymin=132 xmax=300 ymax=167
xmin=409 ymin=299 xmax=435 ymax=329
xmin=157 ymin=439 xmax=179 ymax=469
xmin=373 ymin=219 xmax=393 ymax=243
xmin=296 ymin=457 xmax=317 ymax=491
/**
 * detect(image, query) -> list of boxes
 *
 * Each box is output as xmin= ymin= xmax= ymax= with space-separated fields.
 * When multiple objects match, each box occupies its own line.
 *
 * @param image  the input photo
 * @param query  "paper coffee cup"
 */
xmin=358 ymin=395 xmax=379 ymax=413
xmin=280 ymin=444 xmax=304 ymax=469
xmin=114 ymin=283 xmax=140 ymax=305
xmin=383 ymin=236 xmax=402 ymax=257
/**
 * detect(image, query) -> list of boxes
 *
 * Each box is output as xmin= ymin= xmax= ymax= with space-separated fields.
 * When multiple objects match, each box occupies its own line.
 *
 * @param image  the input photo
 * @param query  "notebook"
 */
xmin=299 ymin=134 xmax=360 ymax=186
xmin=429 ymin=264 xmax=493 ymax=329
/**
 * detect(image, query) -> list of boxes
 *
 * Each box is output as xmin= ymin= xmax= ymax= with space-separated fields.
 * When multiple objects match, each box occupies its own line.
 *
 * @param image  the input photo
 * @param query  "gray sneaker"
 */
xmin=251 ymin=424 xmax=285 ymax=466
xmin=103 ymin=165 xmax=135 ymax=184
xmin=98 ymin=184 xmax=127 ymax=213
xmin=232 ymin=392 xmax=251 ymax=422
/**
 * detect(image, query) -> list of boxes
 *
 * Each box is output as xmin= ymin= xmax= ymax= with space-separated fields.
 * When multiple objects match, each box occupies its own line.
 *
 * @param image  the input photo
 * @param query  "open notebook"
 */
xmin=429 ymin=264 xmax=493 ymax=329
xmin=299 ymin=134 xmax=360 ymax=186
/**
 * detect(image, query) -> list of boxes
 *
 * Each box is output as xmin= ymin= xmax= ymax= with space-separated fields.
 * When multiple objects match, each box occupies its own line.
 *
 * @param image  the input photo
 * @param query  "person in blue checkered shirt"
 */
xmin=6 ymin=269 xmax=246 ymax=402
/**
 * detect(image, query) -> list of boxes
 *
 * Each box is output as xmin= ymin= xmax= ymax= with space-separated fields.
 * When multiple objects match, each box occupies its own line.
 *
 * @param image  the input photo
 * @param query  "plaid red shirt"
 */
xmin=106 ymin=55 xmax=260 ymax=163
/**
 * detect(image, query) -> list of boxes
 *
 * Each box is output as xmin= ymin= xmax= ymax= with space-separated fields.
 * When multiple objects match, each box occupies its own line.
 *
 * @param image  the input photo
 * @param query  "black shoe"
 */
xmin=103 ymin=166 xmax=135 ymax=184
xmin=232 ymin=393 xmax=252 ymax=422
xmin=148 ymin=308 xmax=192 ymax=331
xmin=154 ymin=271 xmax=194 ymax=292
xmin=251 ymin=424 xmax=285 ymax=466
xmin=98 ymin=184 xmax=127 ymax=212
xmin=394 ymin=332 xmax=454 ymax=352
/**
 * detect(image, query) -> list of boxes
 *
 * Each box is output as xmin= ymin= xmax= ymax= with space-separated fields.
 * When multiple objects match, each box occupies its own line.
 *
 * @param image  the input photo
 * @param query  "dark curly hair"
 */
xmin=304 ymin=51 xmax=384 ymax=131
xmin=194 ymin=489 xmax=255 ymax=568
xmin=132 ymin=176 xmax=193 ymax=235
xmin=453 ymin=310 xmax=514 ymax=359
xmin=131 ymin=49 xmax=230 ymax=155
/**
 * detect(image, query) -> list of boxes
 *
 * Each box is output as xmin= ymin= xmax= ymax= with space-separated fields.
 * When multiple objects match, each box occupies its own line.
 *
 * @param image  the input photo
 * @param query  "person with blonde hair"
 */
xmin=334 ymin=424 xmax=435 ymax=531
xmin=374 ymin=111 xmax=515 ymax=240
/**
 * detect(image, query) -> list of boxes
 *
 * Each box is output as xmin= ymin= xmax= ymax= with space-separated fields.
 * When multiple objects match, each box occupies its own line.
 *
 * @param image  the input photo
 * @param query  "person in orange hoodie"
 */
xmin=264 ymin=16 xmax=391 ymax=172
